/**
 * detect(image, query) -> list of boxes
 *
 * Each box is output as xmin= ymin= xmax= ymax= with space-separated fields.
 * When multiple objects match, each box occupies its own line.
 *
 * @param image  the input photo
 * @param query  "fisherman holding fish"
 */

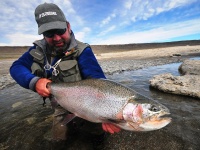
xmin=10 ymin=2 xmax=120 ymax=148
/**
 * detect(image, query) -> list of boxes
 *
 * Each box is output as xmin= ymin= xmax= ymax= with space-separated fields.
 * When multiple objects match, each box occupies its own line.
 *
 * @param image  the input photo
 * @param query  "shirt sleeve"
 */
xmin=9 ymin=46 xmax=38 ymax=89
xmin=77 ymin=47 xmax=106 ymax=79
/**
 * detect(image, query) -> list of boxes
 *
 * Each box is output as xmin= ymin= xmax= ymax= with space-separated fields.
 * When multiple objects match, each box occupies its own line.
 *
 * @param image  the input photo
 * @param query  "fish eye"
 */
xmin=149 ymin=105 xmax=160 ymax=112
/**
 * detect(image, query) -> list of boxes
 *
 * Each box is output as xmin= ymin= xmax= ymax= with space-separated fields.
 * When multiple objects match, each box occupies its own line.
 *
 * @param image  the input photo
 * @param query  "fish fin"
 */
xmin=49 ymin=95 xmax=59 ymax=108
xmin=62 ymin=113 xmax=76 ymax=125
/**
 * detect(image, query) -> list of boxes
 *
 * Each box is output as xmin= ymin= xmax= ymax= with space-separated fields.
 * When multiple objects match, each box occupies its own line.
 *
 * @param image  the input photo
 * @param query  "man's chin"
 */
xmin=54 ymin=44 xmax=68 ymax=54
xmin=55 ymin=47 xmax=64 ymax=53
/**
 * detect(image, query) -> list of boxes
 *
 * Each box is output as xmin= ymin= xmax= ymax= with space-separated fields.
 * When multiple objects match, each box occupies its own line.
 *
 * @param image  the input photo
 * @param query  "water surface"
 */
xmin=0 ymin=59 xmax=200 ymax=150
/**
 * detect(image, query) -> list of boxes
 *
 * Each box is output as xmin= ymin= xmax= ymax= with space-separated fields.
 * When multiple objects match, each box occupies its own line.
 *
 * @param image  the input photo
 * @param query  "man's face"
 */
xmin=43 ymin=23 xmax=71 ymax=53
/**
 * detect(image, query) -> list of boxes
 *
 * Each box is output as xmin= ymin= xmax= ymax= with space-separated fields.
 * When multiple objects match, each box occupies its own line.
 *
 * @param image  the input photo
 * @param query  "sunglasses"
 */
xmin=43 ymin=28 xmax=66 ymax=38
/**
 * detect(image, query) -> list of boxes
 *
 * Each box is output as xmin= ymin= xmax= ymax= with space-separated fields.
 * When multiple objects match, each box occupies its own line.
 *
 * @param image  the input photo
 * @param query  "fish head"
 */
xmin=122 ymin=96 xmax=171 ymax=131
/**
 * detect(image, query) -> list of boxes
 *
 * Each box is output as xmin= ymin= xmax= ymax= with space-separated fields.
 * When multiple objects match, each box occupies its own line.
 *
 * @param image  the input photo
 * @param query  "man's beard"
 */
xmin=53 ymin=39 xmax=71 ymax=56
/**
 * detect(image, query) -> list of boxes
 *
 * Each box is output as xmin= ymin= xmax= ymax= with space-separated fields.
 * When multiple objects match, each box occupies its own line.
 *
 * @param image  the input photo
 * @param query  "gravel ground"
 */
xmin=0 ymin=55 xmax=195 ymax=90
xmin=1 ymin=45 xmax=200 ymax=89
xmin=99 ymin=56 xmax=185 ymax=75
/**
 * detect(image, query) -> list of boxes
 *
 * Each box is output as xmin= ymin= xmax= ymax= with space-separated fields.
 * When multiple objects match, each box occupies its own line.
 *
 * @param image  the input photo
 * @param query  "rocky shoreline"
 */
xmin=0 ymin=54 xmax=195 ymax=90
xmin=99 ymin=56 xmax=186 ymax=75
xmin=150 ymin=59 xmax=200 ymax=98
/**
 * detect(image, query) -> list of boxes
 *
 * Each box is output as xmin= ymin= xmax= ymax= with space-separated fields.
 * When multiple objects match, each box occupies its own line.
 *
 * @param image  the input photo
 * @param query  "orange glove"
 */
xmin=35 ymin=78 xmax=52 ymax=97
xmin=102 ymin=123 xmax=121 ymax=134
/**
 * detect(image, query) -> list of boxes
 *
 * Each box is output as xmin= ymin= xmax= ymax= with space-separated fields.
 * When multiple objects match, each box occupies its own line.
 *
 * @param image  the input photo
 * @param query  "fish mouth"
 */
xmin=138 ymin=112 xmax=171 ymax=131
xmin=157 ymin=112 xmax=172 ymax=122
xmin=156 ymin=105 xmax=171 ymax=121
xmin=149 ymin=111 xmax=172 ymax=125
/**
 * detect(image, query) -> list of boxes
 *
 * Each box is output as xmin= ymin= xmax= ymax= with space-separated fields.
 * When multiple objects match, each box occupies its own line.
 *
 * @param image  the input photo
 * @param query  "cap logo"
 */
xmin=39 ymin=11 xmax=57 ymax=18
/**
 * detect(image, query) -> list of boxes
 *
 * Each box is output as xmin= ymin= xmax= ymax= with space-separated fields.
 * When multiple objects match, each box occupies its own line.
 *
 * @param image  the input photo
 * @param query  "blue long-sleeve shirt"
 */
xmin=10 ymin=46 xmax=106 ymax=90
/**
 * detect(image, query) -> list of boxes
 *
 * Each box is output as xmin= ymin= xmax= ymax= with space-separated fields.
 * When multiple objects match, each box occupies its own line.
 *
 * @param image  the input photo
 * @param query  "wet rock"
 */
xmin=179 ymin=60 xmax=200 ymax=75
xmin=0 ymin=74 xmax=15 ymax=90
xmin=149 ymin=73 xmax=200 ymax=98
xmin=150 ymin=59 xmax=200 ymax=98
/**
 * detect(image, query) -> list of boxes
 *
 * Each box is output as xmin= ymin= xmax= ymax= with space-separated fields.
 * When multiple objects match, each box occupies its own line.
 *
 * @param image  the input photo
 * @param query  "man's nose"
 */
xmin=53 ymin=34 xmax=61 ymax=41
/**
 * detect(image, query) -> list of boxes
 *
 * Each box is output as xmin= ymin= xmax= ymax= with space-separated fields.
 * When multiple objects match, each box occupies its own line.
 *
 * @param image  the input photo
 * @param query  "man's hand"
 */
xmin=102 ymin=123 xmax=121 ymax=134
xmin=35 ymin=78 xmax=52 ymax=97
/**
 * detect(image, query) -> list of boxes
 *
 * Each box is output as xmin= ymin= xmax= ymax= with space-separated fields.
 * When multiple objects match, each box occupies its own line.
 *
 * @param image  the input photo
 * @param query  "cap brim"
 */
xmin=38 ymin=21 xmax=67 ymax=34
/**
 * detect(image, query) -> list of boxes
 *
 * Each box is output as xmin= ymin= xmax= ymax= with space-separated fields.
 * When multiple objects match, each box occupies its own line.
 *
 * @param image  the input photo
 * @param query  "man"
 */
xmin=10 ymin=2 xmax=120 ymax=147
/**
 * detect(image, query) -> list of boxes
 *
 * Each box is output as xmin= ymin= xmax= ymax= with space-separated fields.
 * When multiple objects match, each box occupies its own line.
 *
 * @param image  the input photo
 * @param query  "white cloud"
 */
xmin=0 ymin=0 xmax=199 ymax=46
xmin=166 ymin=0 xmax=193 ymax=9
xmin=120 ymin=0 xmax=196 ymax=23
xmin=0 ymin=33 xmax=43 ymax=46
xmin=74 ymin=27 xmax=91 ymax=42
xmin=57 ymin=0 xmax=84 ymax=26
xmin=91 ymin=19 xmax=200 ymax=44
xmin=124 ymin=0 xmax=133 ymax=10
xmin=2 ymin=18 xmax=199 ymax=46
xmin=97 ymin=25 xmax=116 ymax=36
xmin=100 ymin=13 xmax=116 ymax=27
xmin=0 ymin=0 xmax=39 ymax=34
xmin=60 ymin=0 xmax=76 ymax=14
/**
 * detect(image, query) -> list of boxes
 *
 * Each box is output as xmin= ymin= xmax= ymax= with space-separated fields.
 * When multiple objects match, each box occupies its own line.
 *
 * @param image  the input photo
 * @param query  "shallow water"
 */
xmin=106 ymin=61 xmax=200 ymax=150
xmin=0 ymin=59 xmax=200 ymax=150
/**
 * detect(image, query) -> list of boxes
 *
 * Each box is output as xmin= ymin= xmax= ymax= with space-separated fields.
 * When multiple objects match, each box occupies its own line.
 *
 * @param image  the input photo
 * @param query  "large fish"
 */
xmin=48 ymin=79 xmax=171 ymax=131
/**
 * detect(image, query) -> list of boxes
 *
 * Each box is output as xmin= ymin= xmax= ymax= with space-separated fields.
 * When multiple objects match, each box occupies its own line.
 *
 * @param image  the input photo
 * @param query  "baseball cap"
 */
xmin=35 ymin=3 xmax=67 ymax=34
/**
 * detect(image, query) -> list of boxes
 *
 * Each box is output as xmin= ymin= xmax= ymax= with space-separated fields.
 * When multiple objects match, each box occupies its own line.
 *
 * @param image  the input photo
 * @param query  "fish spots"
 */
xmin=96 ymin=92 xmax=105 ymax=99
xmin=50 ymin=78 xmax=171 ymax=131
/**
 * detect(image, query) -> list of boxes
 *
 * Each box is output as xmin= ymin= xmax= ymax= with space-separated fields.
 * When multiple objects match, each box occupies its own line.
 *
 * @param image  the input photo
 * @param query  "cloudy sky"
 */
xmin=1 ymin=0 xmax=200 ymax=46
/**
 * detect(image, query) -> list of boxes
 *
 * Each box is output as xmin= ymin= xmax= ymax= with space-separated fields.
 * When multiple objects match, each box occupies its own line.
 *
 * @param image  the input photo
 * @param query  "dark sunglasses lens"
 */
xmin=43 ymin=28 xmax=66 ymax=38
xmin=56 ymin=28 xmax=66 ymax=35
xmin=43 ymin=31 xmax=54 ymax=38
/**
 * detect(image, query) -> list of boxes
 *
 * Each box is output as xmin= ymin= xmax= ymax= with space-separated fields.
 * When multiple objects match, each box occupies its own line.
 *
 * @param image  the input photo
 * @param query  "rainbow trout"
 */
xmin=48 ymin=79 xmax=171 ymax=131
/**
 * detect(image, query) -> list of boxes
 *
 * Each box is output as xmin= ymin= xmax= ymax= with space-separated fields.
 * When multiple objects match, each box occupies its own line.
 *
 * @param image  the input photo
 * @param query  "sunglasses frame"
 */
xmin=43 ymin=28 xmax=66 ymax=38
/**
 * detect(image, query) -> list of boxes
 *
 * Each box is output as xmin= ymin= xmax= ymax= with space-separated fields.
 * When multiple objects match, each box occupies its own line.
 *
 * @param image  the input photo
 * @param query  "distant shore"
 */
xmin=97 ymin=45 xmax=200 ymax=74
xmin=0 ymin=39 xmax=200 ymax=59
xmin=96 ymin=45 xmax=200 ymax=60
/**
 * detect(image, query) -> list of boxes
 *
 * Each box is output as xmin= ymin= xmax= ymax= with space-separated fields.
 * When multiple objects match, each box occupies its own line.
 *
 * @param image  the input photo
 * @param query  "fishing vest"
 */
xmin=29 ymin=39 xmax=89 ymax=82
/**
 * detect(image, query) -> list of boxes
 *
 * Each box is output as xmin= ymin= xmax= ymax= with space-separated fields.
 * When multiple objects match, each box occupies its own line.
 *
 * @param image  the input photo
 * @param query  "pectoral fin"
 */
xmin=63 ymin=113 xmax=76 ymax=125
xmin=49 ymin=95 xmax=59 ymax=108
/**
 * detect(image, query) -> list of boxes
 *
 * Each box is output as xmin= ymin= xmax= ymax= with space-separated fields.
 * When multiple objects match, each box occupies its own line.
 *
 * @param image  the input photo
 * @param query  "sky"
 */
xmin=0 ymin=0 xmax=200 ymax=46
